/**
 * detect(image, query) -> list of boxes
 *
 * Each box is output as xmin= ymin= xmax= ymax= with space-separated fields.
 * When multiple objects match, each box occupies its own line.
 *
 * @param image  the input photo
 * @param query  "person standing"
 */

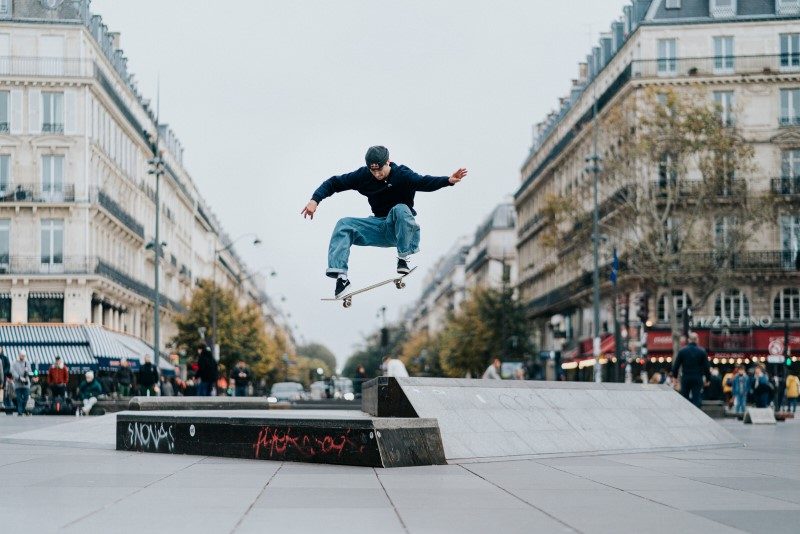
xmin=752 ymin=366 xmax=772 ymax=408
xmin=730 ymin=367 xmax=750 ymax=414
xmin=354 ymin=364 xmax=367 ymax=397
xmin=138 ymin=355 xmax=159 ymax=396
xmin=47 ymin=355 xmax=69 ymax=399
xmin=785 ymin=372 xmax=799 ymax=413
xmin=671 ymin=332 xmax=711 ymax=408
xmin=196 ymin=347 xmax=218 ymax=397
xmin=382 ymin=355 xmax=409 ymax=378
xmin=230 ymin=360 xmax=252 ymax=397
xmin=115 ymin=357 xmax=134 ymax=397
xmin=0 ymin=347 xmax=9 ymax=407
xmin=10 ymin=350 xmax=33 ymax=416
xmin=482 ymin=358 xmax=502 ymax=380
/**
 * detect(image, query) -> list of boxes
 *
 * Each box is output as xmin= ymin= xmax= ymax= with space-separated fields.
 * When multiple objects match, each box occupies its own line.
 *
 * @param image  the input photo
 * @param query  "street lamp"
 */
xmin=147 ymin=148 xmax=165 ymax=368
xmin=585 ymin=93 xmax=603 ymax=383
xmin=210 ymin=233 xmax=261 ymax=361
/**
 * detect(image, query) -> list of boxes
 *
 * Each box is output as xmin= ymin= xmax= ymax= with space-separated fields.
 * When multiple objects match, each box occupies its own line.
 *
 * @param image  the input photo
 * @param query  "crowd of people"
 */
xmin=1 ymin=346 xmax=256 ymax=416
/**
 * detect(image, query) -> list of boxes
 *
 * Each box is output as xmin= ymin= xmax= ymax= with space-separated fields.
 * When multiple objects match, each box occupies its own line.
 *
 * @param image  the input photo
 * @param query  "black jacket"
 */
xmin=672 ymin=343 xmax=711 ymax=380
xmin=115 ymin=366 xmax=134 ymax=386
xmin=197 ymin=352 xmax=219 ymax=382
xmin=311 ymin=163 xmax=452 ymax=217
xmin=138 ymin=363 xmax=159 ymax=388
xmin=0 ymin=352 xmax=10 ymax=379
xmin=230 ymin=366 xmax=252 ymax=385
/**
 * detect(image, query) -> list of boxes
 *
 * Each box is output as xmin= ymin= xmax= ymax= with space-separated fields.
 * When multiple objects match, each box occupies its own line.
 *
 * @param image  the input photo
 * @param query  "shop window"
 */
xmin=774 ymin=288 xmax=800 ymax=320
xmin=0 ymin=295 xmax=9 ymax=322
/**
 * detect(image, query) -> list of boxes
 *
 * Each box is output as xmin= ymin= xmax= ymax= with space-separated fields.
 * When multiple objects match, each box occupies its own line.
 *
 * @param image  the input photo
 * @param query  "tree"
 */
xmin=296 ymin=343 xmax=337 ymax=373
xmin=439 ymin=287 xmax=534 ymax=377
xmin=542 ymin=88 xmax=764 ymax=356
xmin=172 ymin=280 xmax=279 ymax=377
xmin=398 ymin=330 xmax=440 ymax=376
xmin=341 ymin=324 xmax=408 ymax=378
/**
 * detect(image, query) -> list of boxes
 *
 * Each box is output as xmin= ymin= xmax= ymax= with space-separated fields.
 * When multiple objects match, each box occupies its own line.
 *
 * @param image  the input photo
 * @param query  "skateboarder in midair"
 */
xmin=302 ymin=146 xmax=467 ymax=297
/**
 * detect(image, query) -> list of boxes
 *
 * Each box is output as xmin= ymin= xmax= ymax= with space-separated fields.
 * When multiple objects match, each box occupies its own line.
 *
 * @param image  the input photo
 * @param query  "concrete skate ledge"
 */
xmin=128 ymin=396 xmax=271 ymax=411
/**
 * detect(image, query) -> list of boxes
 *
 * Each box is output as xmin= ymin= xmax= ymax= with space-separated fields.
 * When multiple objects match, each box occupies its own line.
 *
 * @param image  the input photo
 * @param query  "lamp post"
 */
xmin=586 ymin=94 xmax=603 ymax=383
xmin=147 ymin=150 xmax=165 ymax=368
xmin=210 ymin=234 xmax=261 ymax=361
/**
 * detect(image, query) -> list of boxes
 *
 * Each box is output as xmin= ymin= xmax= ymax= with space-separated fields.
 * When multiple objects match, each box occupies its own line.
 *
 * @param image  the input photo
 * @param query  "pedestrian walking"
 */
xmin=785 ymin=373 xmax=799 ymax=413
xmin=10 ymin=349 xmax=33 ymax=416
xmin=196 ymin=347 xmax=218 ymax=397
xmin=671 ymin=332 xmax=711 ymax=408
xmin=230 ymin=360 xmax=252 ymax=397
xmin=115 ymin=357 xmax=134 ymax=397
xmin=47 ymin=355 xmax=69 ymax=399
xmin=0 ymin=346 xmax=8 ymax=407
xmin=773 ymin=374 xmax=786 ymax=413
xmin=730 ymin=367 xmax=750 ymax=414
xmin=482 ymin=358 xmax=502 ymax=380
xmin=138 ymin=355 xmax=159 ymax=396
xmin=752 ymin=366 xmax=772 ymax=408
xmin=159 ymin=375 xmax=174 ymax=397
xmin=704 ymin=367 xmax=723 ymax=401
xmin=382 ymin=355 xmax=409 ymax=378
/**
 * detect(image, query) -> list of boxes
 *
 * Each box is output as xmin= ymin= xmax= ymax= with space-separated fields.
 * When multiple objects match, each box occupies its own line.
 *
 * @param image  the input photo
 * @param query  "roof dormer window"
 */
xmin=777 ymin=0 xmax=800 ymax=16
xmin=710 ymin=0 xmax=736 ymax=18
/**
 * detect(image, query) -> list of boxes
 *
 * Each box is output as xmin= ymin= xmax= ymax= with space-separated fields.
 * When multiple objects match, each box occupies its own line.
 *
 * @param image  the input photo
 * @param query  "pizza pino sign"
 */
xmin=693 ymin=316 xmax=773 ymax=328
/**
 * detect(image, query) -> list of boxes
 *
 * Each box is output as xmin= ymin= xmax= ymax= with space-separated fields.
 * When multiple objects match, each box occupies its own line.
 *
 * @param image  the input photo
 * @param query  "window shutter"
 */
xmin=64 ymin=89 xmax=77 ymax=135
xmin=10 ymin=89 xmax=21 ymax=134
xmin=28 ymin=89 xmax=40 ymax=134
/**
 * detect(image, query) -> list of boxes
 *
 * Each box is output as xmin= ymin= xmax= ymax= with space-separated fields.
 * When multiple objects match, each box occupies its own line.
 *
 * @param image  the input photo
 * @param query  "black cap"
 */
xmin=365 ymin=146 xmax=389 ymax=168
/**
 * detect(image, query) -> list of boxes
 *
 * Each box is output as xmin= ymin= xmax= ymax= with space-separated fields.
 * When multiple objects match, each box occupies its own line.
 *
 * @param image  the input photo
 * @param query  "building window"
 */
xmin=27 ymin=294 xmax=63 ymax=323
xmin=665 ymin=0 xmax=681 ymax=8
xmin=783 ymin=150 xmax=800 ymax=180
xmin=657 ymin=153 xmax=677 ymax=188
xmin=0 ymin=90 xmax=8 ymax=133
xmin=775 ymin=288 xmax=800 ymax=320
xmin=713 ymin=36 xmax=734 ymax=73
xmin=0 ymin=0 xmax=9 ymax=19
xmin=780 ymin=88 xmax=800 ymax=126
xmin=777 ymin=1 xmax=800 ymax=17
xmin=714 ymin=216 xmax=738 ymax=250
xmin=658 ymin=290 xmax=692 ymax=323
xmin=657 ymin=39 xmax=677 ymax=75
xmin=715 ymin=289 xmax=749 ymax=320
xmin=0 ymin=154 xmax=9 ymax=195
xmin=40 ymin=218 xmax=63 ymax=273
xmin=781 ymin=34 xmax=800 ymax=70
xmin=41 ymin=92 xmax=64 ymax=134
xmin=710 ymin=0 xmax=736 ymax=18
xmin=41 ymin=155 xmax=64 ymax=201
xmin=0 ymin=295 xmax=9 ymax=322
xmin=713 ymin=91 xmax=734 ymax=126
xmin=0 ymin=219 xmax=8 ymax=270
xmin=781 ymin=215 xmax=800 ymax=269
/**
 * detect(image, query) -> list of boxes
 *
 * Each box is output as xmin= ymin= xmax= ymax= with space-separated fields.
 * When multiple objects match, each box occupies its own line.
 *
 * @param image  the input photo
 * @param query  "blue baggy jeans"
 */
xmin=326 ymin=204 xmax=420 ymax=278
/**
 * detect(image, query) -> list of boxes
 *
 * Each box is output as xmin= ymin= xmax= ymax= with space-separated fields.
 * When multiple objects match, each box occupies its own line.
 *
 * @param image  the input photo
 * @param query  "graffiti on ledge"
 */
xmin=253 ymin=426 xmax=365 ymax=460
xmin=126 ymin=422 xmax=176 ymax=452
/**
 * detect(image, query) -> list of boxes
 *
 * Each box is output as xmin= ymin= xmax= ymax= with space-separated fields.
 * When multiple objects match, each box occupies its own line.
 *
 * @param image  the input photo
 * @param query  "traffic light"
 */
xmin=636 ymin=291 xmax=650 ymax=324
xmin=380 ymin=327 xmax=389 ymax=347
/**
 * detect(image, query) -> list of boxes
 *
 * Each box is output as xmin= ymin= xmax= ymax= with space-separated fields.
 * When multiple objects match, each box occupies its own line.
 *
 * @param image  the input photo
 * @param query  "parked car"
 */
xmin=333 ymin=377 xmax=355 ymax=401
xmin=267 ymin=382 xmax=306 ymax=403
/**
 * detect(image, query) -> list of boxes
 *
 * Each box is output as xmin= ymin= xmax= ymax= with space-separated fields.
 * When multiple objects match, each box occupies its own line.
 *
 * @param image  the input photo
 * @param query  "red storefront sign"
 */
xmin=646 ymin=329 xmax=800 ymax=355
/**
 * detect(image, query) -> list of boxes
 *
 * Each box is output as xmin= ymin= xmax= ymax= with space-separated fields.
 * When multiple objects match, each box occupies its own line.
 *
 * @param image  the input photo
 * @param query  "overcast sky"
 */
xmin=92 ymin=0 xmax=630 ymax=371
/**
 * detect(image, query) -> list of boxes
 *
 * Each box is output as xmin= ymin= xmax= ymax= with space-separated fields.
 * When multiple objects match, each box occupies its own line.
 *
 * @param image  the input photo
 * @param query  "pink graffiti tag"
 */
xmin=253 ymin=426 xmax=364 ymax=459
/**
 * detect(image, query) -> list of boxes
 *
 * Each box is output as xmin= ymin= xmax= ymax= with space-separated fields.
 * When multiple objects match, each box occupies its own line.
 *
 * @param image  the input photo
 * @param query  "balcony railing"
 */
xmin=771 ymin=177 xmax=800 ymax=195
xmin=649 ymin=179 xmax=746 ymax=198
xmin=95 ymin=189 xmax=145 ymax=239
xmin=0 ymin=56 xmax=93 ymax=78
xmin=677 ymin=250 xmax=799 ymax=272
xmin=0 ymin=122 xmax=8 ymax=133
xmin=41 ymin=122 xmax=65 ymax=134
xmin=780 ymin=117 xmax=800 ymax=127
xmin=0 ymin=183 xmax=76 ymax=203
xmin=633 ymin=54 xmax=800 ymax=79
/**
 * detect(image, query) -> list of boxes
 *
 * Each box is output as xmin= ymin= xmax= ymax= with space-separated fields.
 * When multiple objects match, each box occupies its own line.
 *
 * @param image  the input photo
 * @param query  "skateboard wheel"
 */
xmin=343 ymin=299 xmax=352 ymax=308
xmin=396 ymin=281 xmax=405 ymax=289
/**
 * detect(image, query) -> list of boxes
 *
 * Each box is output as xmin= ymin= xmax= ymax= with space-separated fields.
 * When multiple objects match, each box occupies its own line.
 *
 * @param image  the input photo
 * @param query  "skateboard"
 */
xmin=321 ymin=267 xmax=417 ymax=308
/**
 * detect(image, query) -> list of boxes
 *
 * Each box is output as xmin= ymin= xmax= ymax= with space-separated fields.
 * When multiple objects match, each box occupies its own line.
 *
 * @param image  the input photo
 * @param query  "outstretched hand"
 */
xmin=301 ymin=200 xmax=318 ymax=220
xmin=449 ymin=168 xmax=468 ymax=185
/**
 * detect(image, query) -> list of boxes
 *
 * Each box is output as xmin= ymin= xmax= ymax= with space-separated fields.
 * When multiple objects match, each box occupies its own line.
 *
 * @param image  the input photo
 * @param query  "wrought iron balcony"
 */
xmin=649 ymin=179 xmax=746 ymax=198
xmin=95 ymin=189 xmax=145 ymax=239
xmin=0 ymin=56 xmax=92 ymax=78
xmin=2 ymin=256 xmax=98 ymax=275
xmin=0 ymin=183 xmax=76 ymax=203
xmin=677 ymin=250 xmax=799 ymax=272
xmin=0 ymin=122 xmax=8 ymax=133
xmin=780 ymin=117 xmax=800 ymax=127
xmin=632 ymin=54 xmax=800 ymax=79
xmin=41 ymin=122 xmax=65 ymax=134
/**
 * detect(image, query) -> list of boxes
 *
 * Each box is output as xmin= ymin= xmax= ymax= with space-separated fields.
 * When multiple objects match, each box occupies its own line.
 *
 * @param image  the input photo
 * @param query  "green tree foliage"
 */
xmin=296 ymin=343 xmax=337 ymax=373
xmin=341 ymin=324 xmax=408 ymax=378
xmin=439 ymin=287 xmax=534 ymax=378
xmin=172 ymin=280 xmax=279 ymax=377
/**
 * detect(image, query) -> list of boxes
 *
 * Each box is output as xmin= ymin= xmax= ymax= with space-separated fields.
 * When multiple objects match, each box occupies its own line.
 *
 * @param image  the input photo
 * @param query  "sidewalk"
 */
xmin=0 ymin=415 xmax=798 ymax=534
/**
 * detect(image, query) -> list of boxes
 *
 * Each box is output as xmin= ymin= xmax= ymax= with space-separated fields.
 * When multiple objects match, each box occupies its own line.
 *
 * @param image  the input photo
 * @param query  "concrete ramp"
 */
xmin=363 ymin=378 xmax=740 ymax=462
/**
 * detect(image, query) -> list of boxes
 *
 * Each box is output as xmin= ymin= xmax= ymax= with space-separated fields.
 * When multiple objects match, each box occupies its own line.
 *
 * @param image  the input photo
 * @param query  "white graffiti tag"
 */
xmin=127 ymin=422 xmax=176 ymax=452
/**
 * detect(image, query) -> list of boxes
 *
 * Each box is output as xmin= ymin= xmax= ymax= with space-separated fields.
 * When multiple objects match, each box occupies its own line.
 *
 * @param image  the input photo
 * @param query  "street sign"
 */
xmin=767 ymin=355 xmax=784 ymax=364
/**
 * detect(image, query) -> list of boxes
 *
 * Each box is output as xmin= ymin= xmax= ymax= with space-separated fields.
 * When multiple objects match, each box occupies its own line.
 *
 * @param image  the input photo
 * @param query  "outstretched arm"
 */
xmin=448 ymin=168 xmax=468 ymax=185
xmin=301 ymin=200 xmax=318 ymax=219
xmin=301 ymin=169 xmax=363 ymax=220
xmin=406 ymin=167 xmax=468 ymax=192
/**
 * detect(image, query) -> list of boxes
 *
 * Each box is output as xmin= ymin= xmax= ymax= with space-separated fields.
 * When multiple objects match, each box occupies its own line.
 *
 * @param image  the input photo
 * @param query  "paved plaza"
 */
xmin=0 ymin=414 xmax=798 ymax=534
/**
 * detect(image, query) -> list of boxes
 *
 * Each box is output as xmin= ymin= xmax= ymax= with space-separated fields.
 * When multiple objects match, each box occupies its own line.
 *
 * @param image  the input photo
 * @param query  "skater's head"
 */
xmin=365 ymin=146 xmax=391 ymax=180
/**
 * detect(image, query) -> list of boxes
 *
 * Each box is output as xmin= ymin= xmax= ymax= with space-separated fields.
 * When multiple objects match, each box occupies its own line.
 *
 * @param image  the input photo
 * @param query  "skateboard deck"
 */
xmin=321 ymin=267 xmax=417 ymax=308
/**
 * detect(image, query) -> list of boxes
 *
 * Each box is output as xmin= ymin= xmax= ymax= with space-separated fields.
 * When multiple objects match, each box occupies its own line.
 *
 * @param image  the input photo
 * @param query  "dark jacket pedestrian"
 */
xmin=196 ymin=348 xmax=218 ymax=397
xmin=671 ymin=333 xmax=710 ymax=408
xmin=138 ymin=356 xmax=159 ymax=395
xmin=230 ymin=362 xmax=252 ymax=397
xmin=704 ymin=369 xmax=723 ymax=401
